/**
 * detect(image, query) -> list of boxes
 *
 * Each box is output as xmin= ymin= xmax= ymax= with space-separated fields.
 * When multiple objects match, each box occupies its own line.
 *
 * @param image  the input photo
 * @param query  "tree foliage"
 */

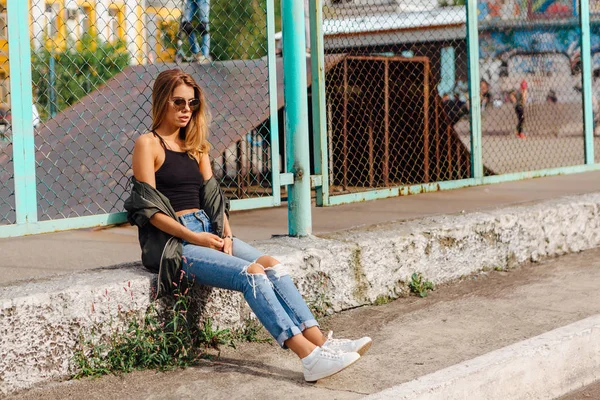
xmin=31 ymin=34 xmax=130 ymax=119
xmin=438 ymin=0 xmax=466 ymax=6
xmin=210 ymin=0 xmax=281 ymax=61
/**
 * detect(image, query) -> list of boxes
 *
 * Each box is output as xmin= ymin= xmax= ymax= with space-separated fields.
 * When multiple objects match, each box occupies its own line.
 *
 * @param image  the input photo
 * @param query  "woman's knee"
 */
xmin=256 ymin=255 xmax=280 ymax=268
xmin=246 ymin=262 xmax=266 ymax=275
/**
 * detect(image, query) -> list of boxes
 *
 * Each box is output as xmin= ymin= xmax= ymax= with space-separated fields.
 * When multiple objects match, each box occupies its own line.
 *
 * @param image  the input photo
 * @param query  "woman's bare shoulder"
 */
xmin=134 ymin=132 xmax=161 ymax=151
xmin=132 ymin=133 xmax=161 ymax=180
xmin=135 ymin=132 xmax=157 ymax=145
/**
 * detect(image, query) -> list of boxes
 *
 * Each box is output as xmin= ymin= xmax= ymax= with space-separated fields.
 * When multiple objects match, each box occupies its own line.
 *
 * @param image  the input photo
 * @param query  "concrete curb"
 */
xmin=3 ymin=192 xmax=600 ymax=394
xmin=364 ymin=314 xmax=600 ymax=400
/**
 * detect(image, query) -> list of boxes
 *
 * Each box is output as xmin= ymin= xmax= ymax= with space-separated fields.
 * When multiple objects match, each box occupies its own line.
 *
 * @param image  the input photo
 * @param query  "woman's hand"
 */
xmin=191 ymin=232 xmax=224 ymax=250
xmin=223 ymin=237 xmax=233 ymax=256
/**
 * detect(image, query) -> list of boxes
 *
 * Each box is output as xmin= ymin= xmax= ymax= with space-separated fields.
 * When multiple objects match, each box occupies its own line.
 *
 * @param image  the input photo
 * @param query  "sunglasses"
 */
xmin=170 ymin=97 xmax=200 ymax=111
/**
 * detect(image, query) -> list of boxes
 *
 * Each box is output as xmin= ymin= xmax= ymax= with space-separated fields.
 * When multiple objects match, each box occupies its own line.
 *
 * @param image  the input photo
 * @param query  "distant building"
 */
xmin=0 ymin=0 xmax=166 ymax=103
xmin=28 ymin=0 xmax=146 ymax=62
xmin=145 ymin=0 xmax=181 ymax=63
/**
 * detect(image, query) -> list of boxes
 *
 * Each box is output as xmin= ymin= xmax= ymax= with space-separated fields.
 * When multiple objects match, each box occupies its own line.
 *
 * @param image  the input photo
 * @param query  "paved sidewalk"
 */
xmin=561 ymin=381 xmax=600 ymax=399
xmin=3 ymin=171 xmax=600 ymax=285
xmin=7 ymin=245 xmax=600 ymax=399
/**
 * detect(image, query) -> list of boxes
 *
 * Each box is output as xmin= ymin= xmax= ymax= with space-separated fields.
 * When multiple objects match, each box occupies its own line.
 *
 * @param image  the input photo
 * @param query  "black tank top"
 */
xmin=153 ymin=131 xmax=204 ymax=212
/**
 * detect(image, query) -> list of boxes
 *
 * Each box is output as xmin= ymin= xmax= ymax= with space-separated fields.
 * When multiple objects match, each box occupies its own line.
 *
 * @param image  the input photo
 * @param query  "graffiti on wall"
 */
xmin=478 ymin=0 xmax=575 ymax=22
xmin=478 ymin=0 xmax=528 ymax=21
xmin=479 ymin=24 xmax=600 ymax=104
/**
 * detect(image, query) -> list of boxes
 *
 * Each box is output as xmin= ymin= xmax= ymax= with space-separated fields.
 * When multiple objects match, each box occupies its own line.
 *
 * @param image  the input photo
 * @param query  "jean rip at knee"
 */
xmin=241 ymin=264 xmax=273 ymax=298
xmin=264 ymin=263 xmax=289 ymax=280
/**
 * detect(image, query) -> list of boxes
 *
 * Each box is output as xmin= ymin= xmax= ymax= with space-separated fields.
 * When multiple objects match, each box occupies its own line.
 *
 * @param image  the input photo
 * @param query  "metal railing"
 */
xmin=1 ymin=0 xmax=284 ymax=237
xmin=311 ymin=0 xmax=600 ymax=207
xmin=1 ymin=0 xmax=599 ymax=238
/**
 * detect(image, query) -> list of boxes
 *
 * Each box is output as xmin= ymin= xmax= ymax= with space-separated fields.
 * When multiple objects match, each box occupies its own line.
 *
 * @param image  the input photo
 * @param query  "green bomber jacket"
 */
xmin=124 ymin=176 xmax=229 ymax=298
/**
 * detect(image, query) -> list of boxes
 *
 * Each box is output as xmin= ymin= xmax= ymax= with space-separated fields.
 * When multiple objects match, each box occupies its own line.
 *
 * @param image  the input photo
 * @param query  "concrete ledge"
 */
xmin=3 ymin=192 xmax=600 ymax=394
xmin=365 ymin=314 xmax=600 ymax=400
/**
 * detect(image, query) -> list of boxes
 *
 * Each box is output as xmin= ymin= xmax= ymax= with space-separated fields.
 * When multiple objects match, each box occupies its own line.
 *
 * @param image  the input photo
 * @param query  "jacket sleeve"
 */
xmin=199 ymin=176 xmax=228 ymax=236
xmin=124 ymin=185 xmax=163 ymax=228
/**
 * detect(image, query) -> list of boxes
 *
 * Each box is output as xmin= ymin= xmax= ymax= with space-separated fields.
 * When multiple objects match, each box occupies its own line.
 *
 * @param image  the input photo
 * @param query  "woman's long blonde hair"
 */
xmin=151 ymin=69 xmax=211 ymax=159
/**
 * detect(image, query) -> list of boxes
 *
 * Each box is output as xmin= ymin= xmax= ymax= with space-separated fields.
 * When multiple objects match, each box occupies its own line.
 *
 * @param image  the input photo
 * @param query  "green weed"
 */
xmin=197 ymin=317 xmax=234 ymax=353
xmin=374 ymin=294 xmax=394 ymax=306
xmin=408 ymin=272 xmax=435 ymax=298
xmin=232 ymin=318 xmax=272 ymax=344
xmin=308 ymin=271 xmax=333 ymax=320
xmin=73 ymin=272 xmax=234 ymax=378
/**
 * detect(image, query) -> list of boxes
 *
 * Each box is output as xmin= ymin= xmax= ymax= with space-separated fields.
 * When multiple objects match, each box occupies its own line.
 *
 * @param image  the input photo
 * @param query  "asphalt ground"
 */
xmin=561 ymin=381 xmax=600 ymax=399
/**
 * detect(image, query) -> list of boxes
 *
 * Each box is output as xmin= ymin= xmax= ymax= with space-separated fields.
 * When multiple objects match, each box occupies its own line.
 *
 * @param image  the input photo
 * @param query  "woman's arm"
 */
xmin=223 ymin=214 xmax=233 ymax=237
xmin=132 ymin=135 xmax=223 ymax=250
xmin=199 ymin=152 xmax=233 ymax=254
xmin=151 ymin=212 xmax=224 ymax=250
xmin=222 ymin=214 xmax=233 ymax=255
xmin=132 ymin=134 xmax=157 ymax=187
xmin=199 ymin=152 xmax=213 ymax=180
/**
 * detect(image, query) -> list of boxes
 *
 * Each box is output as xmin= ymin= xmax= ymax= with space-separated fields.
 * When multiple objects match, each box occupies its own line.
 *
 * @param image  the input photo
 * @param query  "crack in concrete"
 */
xmin=317 ymin=384 xmax=370 ymax=396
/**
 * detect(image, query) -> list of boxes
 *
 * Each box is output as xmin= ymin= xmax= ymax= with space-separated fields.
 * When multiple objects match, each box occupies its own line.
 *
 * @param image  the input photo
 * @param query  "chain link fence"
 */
xmin=1 ymin=0 xmax=599 ymax=232
xmin=321 ymin=0 xmax=472 ymax=195
xmin=0 ymin=3 xmax=12 ymax=224
xmin=477 ymin=0 xmax=590 ymax=175
xmin=319 ymin=0 xmax=597 ymax=198
xmin=0 ymin=0 xmax=280 ymax=226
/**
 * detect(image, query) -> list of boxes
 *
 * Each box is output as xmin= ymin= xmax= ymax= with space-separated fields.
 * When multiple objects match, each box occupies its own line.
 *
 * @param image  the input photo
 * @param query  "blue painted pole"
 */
xmin=466 ymin=0 xmax=483 ymax=180
xmin=282 ymin=0 xmax=312 ymax=236
xmin=7 ymin=0 xmax=37 ymax=224
xmin=580 ymin=0 xmax=595 ymax=164
xmin=309 ymin=0 xmax=329 ymax=206
xmin=266 ymin=0 xmax=281 ymax=205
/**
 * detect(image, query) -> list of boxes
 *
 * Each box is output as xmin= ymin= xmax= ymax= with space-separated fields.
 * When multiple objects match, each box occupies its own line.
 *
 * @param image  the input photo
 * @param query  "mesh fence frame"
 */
xmin=0 ymin=3 xmax=13 ymax=224
xmin=322 ymin=0 xmax=472 ymax=195
xmin=0 ymin=0 xmax=280 ymax=226
xmin=592 ymin=17 xmax=600 ymax=164
xmin=477 ymin=1 xmax=588 ymax=175
xmin=325 ymin=55 xmax=471 ymax=192
xmin=1 ymin=0 xmax=599 ymax=229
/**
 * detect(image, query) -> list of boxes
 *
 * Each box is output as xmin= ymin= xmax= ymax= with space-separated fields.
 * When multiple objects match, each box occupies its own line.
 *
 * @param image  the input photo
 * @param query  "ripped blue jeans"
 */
xmin=178 ymin=210 xmax=319 ymax=348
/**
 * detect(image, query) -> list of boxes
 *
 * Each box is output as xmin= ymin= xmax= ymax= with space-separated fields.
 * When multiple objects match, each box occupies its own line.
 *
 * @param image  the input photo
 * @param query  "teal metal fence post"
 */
xmin=580 ymin=0 xmax=595 ymax=164
xmin=466 ymin=0 xmax=483 ymax=180
xmin=266 ymin=0 xmax=281 ymax=205
xmin=309 ymin=0 xmax=329 ymax=207
xmin=282 ymin=0 xmax=312 ymax=236
xmin=8 ymin=1 xmax=37 ymax=225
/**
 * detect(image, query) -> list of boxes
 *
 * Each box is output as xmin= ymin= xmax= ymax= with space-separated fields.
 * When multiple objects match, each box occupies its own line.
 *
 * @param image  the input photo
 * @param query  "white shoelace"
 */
xmin=319 ymin=346 xmax=344 ymax=359
xmin=326 ymin=331 xmax=351 ymax=345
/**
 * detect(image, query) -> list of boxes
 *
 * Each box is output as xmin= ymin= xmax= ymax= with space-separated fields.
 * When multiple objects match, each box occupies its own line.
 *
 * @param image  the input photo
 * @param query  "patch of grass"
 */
xmin=374 ymin=294 xmax=394 ymax=306
xmin=408 ymin=272 xmax=435 ymax=298
xmin=197 ymin=317 xmax=235 ymax=353
xmin=73 ymin=273 xmax=235 ymax=378
xmin=232 ymin=318 xmax=272 ymax=345
xmin=308 ymin=271 xmax=333 ymax=320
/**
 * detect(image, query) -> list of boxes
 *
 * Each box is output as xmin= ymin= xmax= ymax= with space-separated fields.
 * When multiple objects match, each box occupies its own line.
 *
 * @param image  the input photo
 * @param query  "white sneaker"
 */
xmin=322 ymin=331 xmax=372 ymax=356
xmin=302 ymin=346 xmax=360 ymax=382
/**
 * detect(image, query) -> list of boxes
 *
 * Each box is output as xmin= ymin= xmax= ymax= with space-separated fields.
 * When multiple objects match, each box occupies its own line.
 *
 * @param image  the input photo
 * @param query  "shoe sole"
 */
xmin=304 ymin=354 xmax=361 ymax=382
xmin=357 ymin=339 xmax=372 ymax=356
